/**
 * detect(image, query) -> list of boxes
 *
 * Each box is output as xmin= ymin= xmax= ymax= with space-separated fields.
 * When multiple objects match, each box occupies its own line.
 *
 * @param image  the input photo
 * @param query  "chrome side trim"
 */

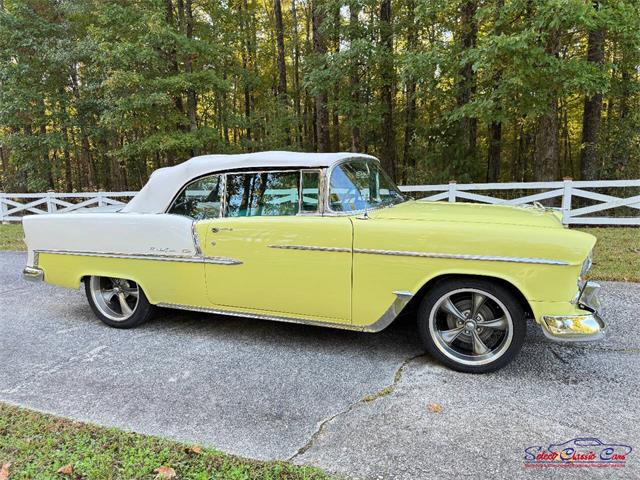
xmin=157 ymin=302 xmax=362 ymax=331
xmin=23 ymin=266 xmax=44 ymax=282
xmin=191 ymin=221 xmax=203 ymax=256
xmin=268 ymin=244 xmax=351 ymax=253
xmin=203 ymin=256 xmax=243 ymax=265
xmin=353 ymin=248 xmax=569 ymax=266
xmin=267 ymin=245 xmax=567 ymax=266
xmin=160 ymin=289 xmax=413 ymax=333
xmin=362 ymin=290 xmax=414 ymax=332
xmin=35 ymin=249 xmax=242 ymax=265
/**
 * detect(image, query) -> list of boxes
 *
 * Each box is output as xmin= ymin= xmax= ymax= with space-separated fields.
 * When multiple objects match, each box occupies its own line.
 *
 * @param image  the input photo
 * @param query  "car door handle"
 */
xmin=211 ymin=227 xmax=233 ymax=233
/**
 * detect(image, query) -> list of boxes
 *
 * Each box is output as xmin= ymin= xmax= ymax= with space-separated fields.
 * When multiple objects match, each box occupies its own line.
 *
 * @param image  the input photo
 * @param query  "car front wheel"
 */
xmin=85 ymin=276 xmax=154 ymax=329
xmin=417 ymin=278 xmax=526 ymax=373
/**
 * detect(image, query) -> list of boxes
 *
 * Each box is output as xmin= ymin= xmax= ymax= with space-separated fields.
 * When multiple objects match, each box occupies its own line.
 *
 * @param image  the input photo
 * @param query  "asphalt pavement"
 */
xmin=0 ymin=251 xmax=638 ymax=479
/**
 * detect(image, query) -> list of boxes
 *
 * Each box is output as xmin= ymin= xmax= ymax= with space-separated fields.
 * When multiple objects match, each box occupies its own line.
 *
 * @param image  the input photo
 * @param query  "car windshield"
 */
xmin=329 ymin=159 xmax=404 ymax=212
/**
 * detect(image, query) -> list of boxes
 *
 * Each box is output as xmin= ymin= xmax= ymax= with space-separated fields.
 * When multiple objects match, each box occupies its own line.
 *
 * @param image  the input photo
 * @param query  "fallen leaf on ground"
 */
xmin=0 ymin=463 xmax=11 ymax=480
xmin=427 ymin=402 xmax=443 ymax=413
xmin=57 ymin=464 xmax=74 ymax=476
xmin=154 ymin=466 xmax=177 ymax=479
xmin=189 ymin=445 xmax=203 ymax=454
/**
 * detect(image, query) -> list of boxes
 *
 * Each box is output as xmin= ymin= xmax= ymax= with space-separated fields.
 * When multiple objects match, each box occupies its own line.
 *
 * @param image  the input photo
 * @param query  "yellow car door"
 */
xmin=200 ymin=170 xmax=353 ymax=323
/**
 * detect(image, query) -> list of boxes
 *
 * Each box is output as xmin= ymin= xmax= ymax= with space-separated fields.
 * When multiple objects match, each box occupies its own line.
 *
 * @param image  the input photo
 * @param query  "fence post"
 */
xmin=448 ymin=181 xmax=457 ymax=203
xmin=97 ymin=190 xmax=106 ymax=207
xmin=46 ymin=190 xmax=56 ymax=214
xmin=561 ymin=177 xmax=573 ymax=225
xmin=0 ymin=192 xmax=7 ymax=223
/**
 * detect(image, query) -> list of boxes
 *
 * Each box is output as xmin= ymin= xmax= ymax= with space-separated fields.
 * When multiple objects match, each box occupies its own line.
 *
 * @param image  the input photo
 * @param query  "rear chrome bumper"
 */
xmin=23 ymin=266 xmax=44 ymax=282
xmin=541 ymin=281 xmax=605 ymax=342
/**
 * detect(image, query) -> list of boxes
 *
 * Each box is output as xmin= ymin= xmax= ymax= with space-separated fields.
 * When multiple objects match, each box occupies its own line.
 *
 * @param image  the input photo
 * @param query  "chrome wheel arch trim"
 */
xmin=34 ymin=249 xmax=242 ymax=266
xmin=363 ymin=290 xmax=414 ymax=332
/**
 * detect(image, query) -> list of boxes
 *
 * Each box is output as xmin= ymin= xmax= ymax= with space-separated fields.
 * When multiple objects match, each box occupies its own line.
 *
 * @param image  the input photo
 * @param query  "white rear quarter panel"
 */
xmin=22 ymin=212 xmax=197 ymax=266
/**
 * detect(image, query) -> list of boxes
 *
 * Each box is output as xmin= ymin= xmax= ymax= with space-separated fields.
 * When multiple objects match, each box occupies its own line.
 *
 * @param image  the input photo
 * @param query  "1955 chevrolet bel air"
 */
xmin=22 ymin=151 xmax=605 ymax=373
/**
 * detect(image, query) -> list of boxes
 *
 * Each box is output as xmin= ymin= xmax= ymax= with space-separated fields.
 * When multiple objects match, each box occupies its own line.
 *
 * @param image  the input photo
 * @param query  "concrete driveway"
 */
xmin=0 ymin=250 xmax=638 ymax=479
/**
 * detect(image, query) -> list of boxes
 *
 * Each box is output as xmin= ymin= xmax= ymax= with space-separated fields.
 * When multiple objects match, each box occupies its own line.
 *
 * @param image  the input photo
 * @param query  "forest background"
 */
xmin=0 ymin=0 xmax=639 ymax=192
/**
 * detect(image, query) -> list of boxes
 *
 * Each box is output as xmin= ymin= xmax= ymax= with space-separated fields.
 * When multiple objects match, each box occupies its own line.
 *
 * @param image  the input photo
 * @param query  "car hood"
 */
xmin=369 ymin=200 xmax=564 ymax=228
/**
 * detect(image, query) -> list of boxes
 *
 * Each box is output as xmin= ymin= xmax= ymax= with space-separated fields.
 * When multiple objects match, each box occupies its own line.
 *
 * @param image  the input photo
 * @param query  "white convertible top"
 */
xmin=122 ymin=151 xmax=376 ymax=214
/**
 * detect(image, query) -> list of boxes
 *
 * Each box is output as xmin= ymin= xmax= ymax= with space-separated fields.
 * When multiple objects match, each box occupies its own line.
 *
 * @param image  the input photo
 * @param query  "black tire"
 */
xmin=84 ymin=276 xmax=155 ymax=329
xmin=417 ymin=277 xmax=526 ymax=373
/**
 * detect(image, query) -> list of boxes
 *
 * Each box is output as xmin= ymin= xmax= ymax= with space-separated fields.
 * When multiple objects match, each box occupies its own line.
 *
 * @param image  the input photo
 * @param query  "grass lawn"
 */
xmin=0 ymin=223 xmax=24 ymax=251
xmin=577 ymin=227 xmax=640 ymax=283
xmin=0 ymin=403 xmax=329 ymax=480
xmin=1 ymin=223 xmax=637 ymax=281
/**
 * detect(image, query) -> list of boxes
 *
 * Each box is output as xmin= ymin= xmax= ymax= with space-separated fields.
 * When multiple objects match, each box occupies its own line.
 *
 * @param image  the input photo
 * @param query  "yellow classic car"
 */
xmin=22 ymin=151 xmax=605 ymax=373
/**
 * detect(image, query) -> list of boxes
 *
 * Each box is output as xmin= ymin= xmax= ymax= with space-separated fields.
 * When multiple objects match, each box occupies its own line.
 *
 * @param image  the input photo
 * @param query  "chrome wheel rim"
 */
xmin=428 ymin=288 xmax=514 ymax=366
xmin=89 ymin=276 xmax=139 ymax=322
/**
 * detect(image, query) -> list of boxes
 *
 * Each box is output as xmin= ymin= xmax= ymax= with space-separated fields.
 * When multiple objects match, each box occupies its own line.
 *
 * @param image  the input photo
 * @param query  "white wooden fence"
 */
xmin=398 ymin=179 xmax=640 ymax=225
xmin=0 ymin=191 xmax=136 ymax=222
xmin=1 ymin=179 xmax=639 ymax=225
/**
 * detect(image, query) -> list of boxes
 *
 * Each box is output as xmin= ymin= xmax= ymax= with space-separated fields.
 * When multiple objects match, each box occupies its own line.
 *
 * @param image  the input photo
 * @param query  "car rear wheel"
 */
xmin=85 ymin=276 xmax=154 ymax=328
xmin=417 ymin=278 xmax=526 ymax=373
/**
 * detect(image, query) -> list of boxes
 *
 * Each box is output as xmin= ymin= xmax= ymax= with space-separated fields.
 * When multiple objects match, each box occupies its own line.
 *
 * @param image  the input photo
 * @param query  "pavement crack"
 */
xmin=549 ymin=347 xmax=569 ymax=364
xmin=289 ymin=352 xmax=427 ymax=461
xmin=362 ymin=352 xmax=427 ymax=403
xmin=1 ymin=344 xmax=110 ymax=394
xmin=0 ymin=286 xmax=30 ymax=296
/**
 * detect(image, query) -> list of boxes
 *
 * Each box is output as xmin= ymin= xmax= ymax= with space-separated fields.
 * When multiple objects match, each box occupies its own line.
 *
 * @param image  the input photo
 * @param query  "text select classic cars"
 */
xmin=22 ymin=151 xmax=605 ymax=373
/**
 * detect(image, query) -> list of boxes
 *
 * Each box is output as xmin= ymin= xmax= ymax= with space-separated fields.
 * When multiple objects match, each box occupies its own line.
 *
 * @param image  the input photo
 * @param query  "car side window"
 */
xmin=225 ymin=171 xmax=300 ymax=217
xmin=168 ymin=174 xmax=222 ymax=219
xmin=301 ymin=170 xmax=320 ymax=213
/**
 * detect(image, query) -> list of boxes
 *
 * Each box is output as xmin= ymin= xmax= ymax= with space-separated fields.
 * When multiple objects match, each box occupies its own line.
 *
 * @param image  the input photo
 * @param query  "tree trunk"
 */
xmin=487 ymin=122 xmax=501 ymax=182
xmin=534 ymin=101 xmax=560 ymax=181
xmin=456 ymin=0 xmax=477 ymax=168
xmin=69 ymin=67 xmax=95 ymax=187
xmin=533 ymin=29 xmax=561 ymax=181
xmin=274 ymin=0 xmax=287 ymax=99
xmin=402 ymin=0 xmax=417 ymax=180
xmin=580 ymin=4 xmax=605 ymax=181
xmin=304 ymin=2 xmax=314 ymax=149
xmin=486 ymin=0 xmax=503 ymax=182
xmin=61 ymin=124 xmax=73 ymax=191
xmin=379 ymin=0 xmax=395 ymax=178
xmin=185 ymin=0 xmax=198 ymax=140
xmin=291 ymin=0 xmax=303 ymax=146
xmin=274 ymin=0 xmax=290 ymax=145
xmin=349 ymin=5 xmax=361 ymax=152
xmin=165 ymin=0 xmax=184 ymax=165
xmin=331 ymin=5 xmax=340 ymax=151
xmin=240 ymin=0 xmax=254 ymax=146
xmin=312 ymin=0 xmax=330 ymax=152
xmin=0 ymin=145 xmax=8 ymax=190
xmin=614 ymin=57 xmax=632 ymax=177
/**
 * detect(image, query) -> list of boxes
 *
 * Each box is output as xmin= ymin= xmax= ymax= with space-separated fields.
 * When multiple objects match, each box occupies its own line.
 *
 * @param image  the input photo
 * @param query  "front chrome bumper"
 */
xmin=23 ymin=266 xmax=44 ymax=282
xmin=540 ymin=281 xmax=606 ymax=342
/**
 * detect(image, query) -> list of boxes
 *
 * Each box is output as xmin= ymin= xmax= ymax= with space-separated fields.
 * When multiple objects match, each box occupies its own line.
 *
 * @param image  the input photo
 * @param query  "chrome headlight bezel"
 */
xmin=574 ymin=250 xmax=593 ymax=303
xmin=580 ymin=250 xmax=593 ymax=280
